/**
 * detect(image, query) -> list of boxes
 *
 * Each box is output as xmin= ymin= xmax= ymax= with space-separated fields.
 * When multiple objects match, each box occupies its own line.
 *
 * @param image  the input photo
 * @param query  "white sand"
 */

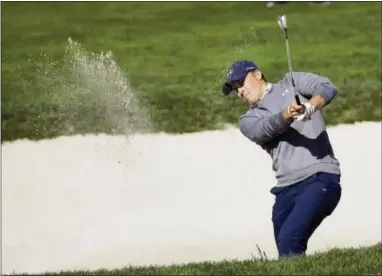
xmin=2 ymin=122 xmax=381 ymax=274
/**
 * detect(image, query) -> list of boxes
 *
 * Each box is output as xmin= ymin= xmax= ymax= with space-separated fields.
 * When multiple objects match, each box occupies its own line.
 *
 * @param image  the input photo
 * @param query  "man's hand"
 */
xmin=295 ymin=95 xmax=326 ymax=121
xmin=282 ymin=94 xmax=326 ymax=122
xmin=295 ymin=102 xmax=315 ymax=121
xmin=282 ymin=101 xmax=305 ymax=121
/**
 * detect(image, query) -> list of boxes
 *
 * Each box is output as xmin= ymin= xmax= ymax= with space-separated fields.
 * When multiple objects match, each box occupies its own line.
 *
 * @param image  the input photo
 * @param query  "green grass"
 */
xmin=5 ymin=243 xmax=381 ymax=275
xmin=1 ymin=2 xmax=381 ymax=141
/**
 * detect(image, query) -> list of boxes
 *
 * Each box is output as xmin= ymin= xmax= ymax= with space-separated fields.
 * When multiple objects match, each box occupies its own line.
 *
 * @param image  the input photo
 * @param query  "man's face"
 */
xmin=231 ymin=70 xmax=264 ymax=105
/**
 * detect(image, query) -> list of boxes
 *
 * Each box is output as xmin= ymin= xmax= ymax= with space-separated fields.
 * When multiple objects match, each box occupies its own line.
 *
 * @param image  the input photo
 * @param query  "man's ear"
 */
xmin=253 ymin=70 xmax=263 ymax=80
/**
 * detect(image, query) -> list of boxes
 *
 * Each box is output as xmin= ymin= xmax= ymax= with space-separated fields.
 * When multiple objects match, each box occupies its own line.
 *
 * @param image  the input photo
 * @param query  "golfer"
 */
xmin=222 ymin=60 xmax=342 ymax=258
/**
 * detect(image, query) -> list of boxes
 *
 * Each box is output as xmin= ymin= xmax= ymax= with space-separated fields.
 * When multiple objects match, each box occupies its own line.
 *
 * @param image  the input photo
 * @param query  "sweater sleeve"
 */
xmin=238 ymin=110 xmax=293 ymax=145
xmin=285 ymin=72 xmax=338 ymax=105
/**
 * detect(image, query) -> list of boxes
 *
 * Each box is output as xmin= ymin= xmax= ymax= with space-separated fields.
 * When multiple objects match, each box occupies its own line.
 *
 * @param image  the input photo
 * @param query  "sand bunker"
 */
xmin=2 ymin=122 xmax=381 ymax=274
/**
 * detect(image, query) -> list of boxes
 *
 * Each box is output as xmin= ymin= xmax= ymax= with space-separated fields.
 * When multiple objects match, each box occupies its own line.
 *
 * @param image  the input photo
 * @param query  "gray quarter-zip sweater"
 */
xmin=239 ymin=72 xmax=341 ymax=188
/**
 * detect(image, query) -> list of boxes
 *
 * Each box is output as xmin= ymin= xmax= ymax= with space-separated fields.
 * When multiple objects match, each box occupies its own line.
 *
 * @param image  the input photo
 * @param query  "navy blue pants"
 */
xmin=270 ymin=172 xmax=342 ymax=258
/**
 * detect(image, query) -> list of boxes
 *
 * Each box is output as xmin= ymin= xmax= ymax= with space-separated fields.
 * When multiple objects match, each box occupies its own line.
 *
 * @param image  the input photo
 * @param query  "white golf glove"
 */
xmin=295 ymin=102 xmax=315 ymax=121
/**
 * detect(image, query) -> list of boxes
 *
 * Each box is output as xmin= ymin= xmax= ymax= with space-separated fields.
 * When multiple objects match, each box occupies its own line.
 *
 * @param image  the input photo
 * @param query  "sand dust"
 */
xmin=2 ymin=122 xmax=381 ymax=274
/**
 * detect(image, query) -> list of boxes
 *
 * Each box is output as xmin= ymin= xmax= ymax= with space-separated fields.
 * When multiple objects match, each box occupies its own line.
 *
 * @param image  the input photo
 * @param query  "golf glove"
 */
xmin=295 ymin=102 xmax=315 ymax=121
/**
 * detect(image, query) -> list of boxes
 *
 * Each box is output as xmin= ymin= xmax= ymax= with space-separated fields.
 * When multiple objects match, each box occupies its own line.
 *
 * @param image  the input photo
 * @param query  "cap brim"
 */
xmin=222 ymin=82 xmax=233 ymax=95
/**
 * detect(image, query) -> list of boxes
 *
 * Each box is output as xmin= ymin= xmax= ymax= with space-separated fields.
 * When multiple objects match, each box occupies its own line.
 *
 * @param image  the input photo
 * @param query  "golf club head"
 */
xmin=277 ymin=15 xmax=287 ymax=30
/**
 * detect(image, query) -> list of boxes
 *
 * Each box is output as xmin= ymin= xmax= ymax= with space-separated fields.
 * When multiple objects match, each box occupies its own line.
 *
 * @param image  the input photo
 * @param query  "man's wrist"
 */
xmin=309 ymin=95 xmax=326 ymax=110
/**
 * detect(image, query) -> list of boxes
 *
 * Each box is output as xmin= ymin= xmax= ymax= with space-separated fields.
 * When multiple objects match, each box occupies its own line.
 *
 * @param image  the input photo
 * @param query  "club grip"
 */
xmin=291 ymin=78 xmax=301 ymax=105
xmin=295 ymin=94 xmax=301 ymax=105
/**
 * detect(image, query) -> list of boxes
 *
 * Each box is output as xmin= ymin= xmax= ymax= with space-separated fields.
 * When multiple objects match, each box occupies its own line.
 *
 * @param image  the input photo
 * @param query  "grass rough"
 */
xmin=5 ymin=243 xmax=381 ymax=275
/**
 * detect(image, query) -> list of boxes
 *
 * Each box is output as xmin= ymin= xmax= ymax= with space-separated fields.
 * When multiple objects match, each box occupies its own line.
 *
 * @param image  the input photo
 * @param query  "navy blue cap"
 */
xmin=222 ymin=60 xmax=259 ymax=95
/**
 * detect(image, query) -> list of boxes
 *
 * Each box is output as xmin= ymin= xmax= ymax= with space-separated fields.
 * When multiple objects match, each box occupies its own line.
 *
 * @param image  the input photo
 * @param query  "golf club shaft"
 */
xmin=283 ymin=30 xmax=301 ymax=105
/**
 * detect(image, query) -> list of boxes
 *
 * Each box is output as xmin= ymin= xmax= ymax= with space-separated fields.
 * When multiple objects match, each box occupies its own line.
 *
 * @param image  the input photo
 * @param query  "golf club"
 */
xmin=277 ymin=14 xmax=302 ymax=105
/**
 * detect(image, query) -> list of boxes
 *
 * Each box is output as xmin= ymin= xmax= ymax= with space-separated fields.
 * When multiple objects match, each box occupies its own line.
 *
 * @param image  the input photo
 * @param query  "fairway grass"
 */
xmin=1 ymin=2 xmax=381 ymax=141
